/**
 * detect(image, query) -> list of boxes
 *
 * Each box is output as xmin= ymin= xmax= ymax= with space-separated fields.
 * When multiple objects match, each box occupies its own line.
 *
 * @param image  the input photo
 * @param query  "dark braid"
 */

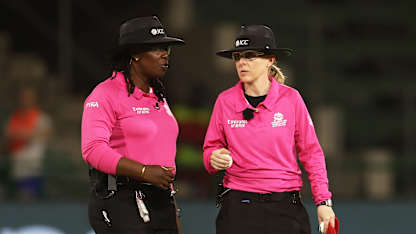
xmin=110 ymin=54 xmax=135 ymax=96
xmin=150 ymin=78 xmax=167 ymax=102
xmin=122 ymin=71 xmax=135 ymax=95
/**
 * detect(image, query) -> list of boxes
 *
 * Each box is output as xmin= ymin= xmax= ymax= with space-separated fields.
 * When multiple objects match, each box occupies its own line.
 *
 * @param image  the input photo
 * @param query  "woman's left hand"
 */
xmin=317 ymin=205 xmax=335 ymax=233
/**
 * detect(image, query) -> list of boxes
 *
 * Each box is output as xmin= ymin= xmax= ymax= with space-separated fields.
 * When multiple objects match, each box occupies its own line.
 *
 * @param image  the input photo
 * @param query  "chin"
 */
xmin=238 ymin=75 xmax=253 ymax=83
xmin=154 ymin=71 xmax=166 ymax=78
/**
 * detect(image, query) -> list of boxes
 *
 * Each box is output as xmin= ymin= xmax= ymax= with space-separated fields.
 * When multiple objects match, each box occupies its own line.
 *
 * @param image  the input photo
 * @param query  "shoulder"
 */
xmin=83 ymin=77 xmax=124 ymax=114
xmin=277 ymin=83 xmax=304 ymax=103
xmin=86 ymin=77 xmax=122 ymax=103
xmin=278 ymin=83 xmax=300 ymax=96
xmin=93 ymin=77 xmax=121 ymax=96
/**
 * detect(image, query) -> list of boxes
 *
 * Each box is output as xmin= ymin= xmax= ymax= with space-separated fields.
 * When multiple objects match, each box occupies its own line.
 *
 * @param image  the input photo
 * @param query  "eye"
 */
xmin=232 ymin=53 xmax=241 ymax=61
xmin=150 ymin=46 xmax=171 ymax=55
xmin=244 ymin=51 xmax=258 ymax=59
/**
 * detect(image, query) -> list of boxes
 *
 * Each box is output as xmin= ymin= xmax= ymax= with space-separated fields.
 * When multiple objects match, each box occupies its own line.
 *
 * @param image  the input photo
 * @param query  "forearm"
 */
xmin=116 ymin=157 xmax=145 ymax=179
xmin=117 ymin=157 xmax=175 ymax=190
xmin=304 ymin=162 xmax=332 ymax=204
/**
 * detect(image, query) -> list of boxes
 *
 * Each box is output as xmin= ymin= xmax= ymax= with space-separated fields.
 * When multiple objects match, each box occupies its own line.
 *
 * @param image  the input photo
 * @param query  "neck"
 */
xmin=243 ymin=74 xmax=271 ymax=96
xmin=130 ymin=71 xmax=150 ymax=93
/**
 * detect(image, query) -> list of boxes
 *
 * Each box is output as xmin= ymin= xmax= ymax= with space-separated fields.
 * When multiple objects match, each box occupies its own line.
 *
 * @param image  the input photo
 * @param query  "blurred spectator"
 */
xmin=3 ymin=87 xmax=52 ymax=200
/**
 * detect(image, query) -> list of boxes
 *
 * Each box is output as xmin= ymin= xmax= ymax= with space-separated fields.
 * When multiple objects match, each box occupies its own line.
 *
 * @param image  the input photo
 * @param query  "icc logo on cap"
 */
xmin=235 ymin=39 xmax=249 ymax=47
xmin=150 ymin=28 xmax=164 ymax=36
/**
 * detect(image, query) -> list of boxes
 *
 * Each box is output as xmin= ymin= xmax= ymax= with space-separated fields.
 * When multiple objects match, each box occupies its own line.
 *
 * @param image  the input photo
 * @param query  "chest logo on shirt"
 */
xmin=227 ymin=120 xmax=248 ymax=128
xmin=271 ymin=112 xmax=287 ymax=127
xmin=132 ymin=107 xmax=150 ymax=114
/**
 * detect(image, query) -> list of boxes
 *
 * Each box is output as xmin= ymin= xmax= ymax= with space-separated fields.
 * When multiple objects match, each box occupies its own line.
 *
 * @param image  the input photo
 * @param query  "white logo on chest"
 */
xmin=227 ymin=120 xmax=248 ymax=128
xmin=271 ymin=112 xmax=287 ymax=127
xmin=133 ymin=107 xmax=150 ymax=114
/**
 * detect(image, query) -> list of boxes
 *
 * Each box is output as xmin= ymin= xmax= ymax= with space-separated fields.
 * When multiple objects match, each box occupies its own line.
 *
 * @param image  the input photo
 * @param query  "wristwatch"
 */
xmin=317 ymin=199 xmax=333 ymax=207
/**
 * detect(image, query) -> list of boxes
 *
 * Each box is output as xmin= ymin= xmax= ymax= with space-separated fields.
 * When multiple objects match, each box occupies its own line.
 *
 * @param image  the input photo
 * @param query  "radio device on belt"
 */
xmin=107 ymin=174 xmax=117 ymax=197
xmin=89 ymin=167 xmax=151 ymax=222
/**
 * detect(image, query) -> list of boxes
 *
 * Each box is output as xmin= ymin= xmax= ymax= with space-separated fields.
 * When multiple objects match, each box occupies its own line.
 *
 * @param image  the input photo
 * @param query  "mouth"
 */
xmin=161 ymin=64 xmax=169 ymax=71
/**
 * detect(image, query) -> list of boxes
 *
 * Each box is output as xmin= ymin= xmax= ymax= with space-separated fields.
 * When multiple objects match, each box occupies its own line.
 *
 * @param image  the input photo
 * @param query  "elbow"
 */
xmin=81 ymin=139 xmax=106 ymax=166
xmin=81 ymin=143 xmax=93 ymax=165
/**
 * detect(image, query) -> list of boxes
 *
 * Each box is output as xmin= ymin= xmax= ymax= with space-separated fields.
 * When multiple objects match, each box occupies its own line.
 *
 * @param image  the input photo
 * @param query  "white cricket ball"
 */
xmin=223 ymin=154 xmax=233 ymax=168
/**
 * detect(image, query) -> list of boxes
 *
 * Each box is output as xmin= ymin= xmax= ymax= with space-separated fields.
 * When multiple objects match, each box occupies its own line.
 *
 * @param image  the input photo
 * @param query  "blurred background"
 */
xmin=0 ymin=0 xmax=415 ymax=233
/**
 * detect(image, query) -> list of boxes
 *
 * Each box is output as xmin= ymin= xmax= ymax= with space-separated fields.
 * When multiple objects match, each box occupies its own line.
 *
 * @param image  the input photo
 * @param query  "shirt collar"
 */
xmin=234 ymin=77 xmax=280 ymax=113
xmin=114 ymin=71 xmax=157 ymax=100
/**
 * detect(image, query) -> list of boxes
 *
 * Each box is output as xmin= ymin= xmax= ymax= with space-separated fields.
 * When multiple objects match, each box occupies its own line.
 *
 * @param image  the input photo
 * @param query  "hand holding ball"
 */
xmin=210 ymin=148 xmax=233 ymax=170
xmin=222 ymin=154 xmax=233 ymax=168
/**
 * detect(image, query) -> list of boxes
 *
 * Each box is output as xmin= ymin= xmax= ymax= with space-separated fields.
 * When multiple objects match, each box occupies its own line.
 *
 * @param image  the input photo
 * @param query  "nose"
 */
xmin=161 ymin=50 xmax=169 ymax=59
xmin=236 ymin=58 xmax=248 ymax=67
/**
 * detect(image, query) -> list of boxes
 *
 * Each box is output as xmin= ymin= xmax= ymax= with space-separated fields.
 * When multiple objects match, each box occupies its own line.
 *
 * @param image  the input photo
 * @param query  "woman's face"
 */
xmin=131 ymin=46 xmax=170 ymax=79
xmin=233 ymin=50 xmax=274 ymax=84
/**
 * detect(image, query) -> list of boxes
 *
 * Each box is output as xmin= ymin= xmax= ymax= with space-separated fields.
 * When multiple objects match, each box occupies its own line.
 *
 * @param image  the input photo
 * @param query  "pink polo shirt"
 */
xmin=81 ymin=72 xmax=178 ymax=175
xmin=203 ymin=78 xmax=332 ymax=204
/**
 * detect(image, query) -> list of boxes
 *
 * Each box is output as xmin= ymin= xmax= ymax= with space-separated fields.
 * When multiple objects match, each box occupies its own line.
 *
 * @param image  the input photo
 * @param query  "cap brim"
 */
xmin=110 ymin=37 xmax=185 ymax=57
xmin=216 ymin=47 xmax=293 ymax=59
xmin=140 ymin=36 xmax=185 ymax=46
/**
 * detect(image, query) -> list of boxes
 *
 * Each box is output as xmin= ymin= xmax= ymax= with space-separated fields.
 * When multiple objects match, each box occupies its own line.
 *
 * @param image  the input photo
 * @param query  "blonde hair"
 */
xmin=269 ymin=63 xmax=286 ymax=84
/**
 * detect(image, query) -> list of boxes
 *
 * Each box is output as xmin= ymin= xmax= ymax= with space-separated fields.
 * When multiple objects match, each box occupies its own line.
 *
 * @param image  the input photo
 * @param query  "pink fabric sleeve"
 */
xmin=81 ymin=86 xmax=122 ymax=175
xmin=294 ymin=91 xmax=332 ymax=204
xmin=203 ymin=97 xmax=226 ymax=174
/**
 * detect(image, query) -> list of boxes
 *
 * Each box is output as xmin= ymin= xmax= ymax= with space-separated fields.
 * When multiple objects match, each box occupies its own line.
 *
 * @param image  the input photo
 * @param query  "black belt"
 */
xmin=89 ymin=167 xmax=140 ymax=187
xmin=217 ymin=185 xmax=301 ymax=207
xmin=228 ymin=189 xmax=301 ymax=202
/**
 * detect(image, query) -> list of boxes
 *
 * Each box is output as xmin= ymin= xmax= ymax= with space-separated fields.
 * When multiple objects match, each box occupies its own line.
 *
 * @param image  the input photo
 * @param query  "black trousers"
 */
xmin=88 ymin=183 xmax=178 ymax=234
xmin=216 ymin=189 xmax=311 ymax=234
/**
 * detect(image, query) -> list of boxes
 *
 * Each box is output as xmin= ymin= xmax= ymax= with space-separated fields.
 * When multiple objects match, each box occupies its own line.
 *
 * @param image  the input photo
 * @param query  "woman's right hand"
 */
xmin=210 ymin=148 xmax=233 ymax=170
xmin=141 ymin=165 xmax=175 ymax=190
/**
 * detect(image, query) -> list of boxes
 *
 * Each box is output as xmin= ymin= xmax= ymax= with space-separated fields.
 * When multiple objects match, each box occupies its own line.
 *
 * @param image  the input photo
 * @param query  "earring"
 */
xmin=131 ymin=57 xmax=140 ymax=63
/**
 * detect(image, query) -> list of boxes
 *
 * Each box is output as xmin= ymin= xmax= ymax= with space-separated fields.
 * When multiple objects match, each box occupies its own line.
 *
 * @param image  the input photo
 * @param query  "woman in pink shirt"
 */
xmin=203 ymin=25 xmax=336 ymax=234
xmin=81 ymin=16 xmax=183 ymax=234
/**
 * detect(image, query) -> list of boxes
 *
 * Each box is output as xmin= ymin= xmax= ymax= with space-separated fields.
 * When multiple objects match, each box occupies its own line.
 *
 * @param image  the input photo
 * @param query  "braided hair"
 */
xmin=109 ymin=47 xmax=167 ymax=102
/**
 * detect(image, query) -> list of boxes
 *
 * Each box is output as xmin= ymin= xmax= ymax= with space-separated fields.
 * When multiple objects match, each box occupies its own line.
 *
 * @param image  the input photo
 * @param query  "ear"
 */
xmin=265 ymin=56 xmax=274 ymax=65
xmin=270 ymin=56 xmax=276 ymax=64
xmin=267 ymin=57 xmax=275 ymax=67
